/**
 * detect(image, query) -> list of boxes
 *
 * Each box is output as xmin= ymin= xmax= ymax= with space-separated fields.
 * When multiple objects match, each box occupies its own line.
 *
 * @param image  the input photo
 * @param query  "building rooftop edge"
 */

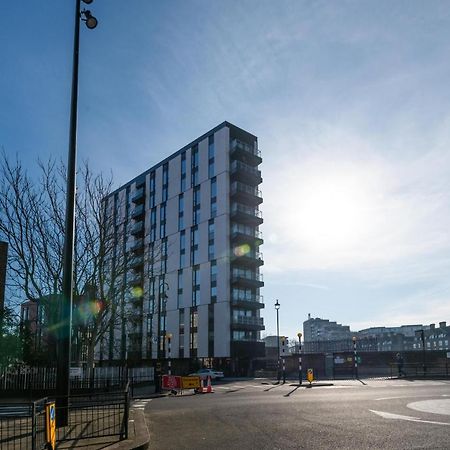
xmin=106 ymin=121 xmax=258 ymax=199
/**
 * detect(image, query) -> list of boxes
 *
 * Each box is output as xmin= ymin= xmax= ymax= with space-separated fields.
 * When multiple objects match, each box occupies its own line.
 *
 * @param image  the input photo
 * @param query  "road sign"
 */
xmin=307 ymin=368 xmax=314 ymax=383
xmin=162 ymin=375 xmax=182 ymax=390
xmin=45 ymin=402 xmax=56 ymax=450
xmin=181 ymin=376 xmax=201 ymax=389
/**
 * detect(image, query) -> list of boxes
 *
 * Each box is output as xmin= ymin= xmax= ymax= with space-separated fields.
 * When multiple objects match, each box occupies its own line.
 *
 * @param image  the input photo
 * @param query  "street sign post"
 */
xmin=45 ymin=402 xmax=56 ymax=450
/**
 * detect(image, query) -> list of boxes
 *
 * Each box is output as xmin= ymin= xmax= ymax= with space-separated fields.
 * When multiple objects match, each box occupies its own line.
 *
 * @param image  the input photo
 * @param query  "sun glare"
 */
xmin=293 ymin=171 xmax=373 ymax=252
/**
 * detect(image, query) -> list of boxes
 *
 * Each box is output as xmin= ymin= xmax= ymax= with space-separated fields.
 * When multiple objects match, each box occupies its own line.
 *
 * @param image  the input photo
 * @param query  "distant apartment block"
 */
xmin=303 ymin=314 xmax=352 ymax=352
xmin=302 ymin=315 xmax=449 ymax=353
xmin=100 ymin=122 xmax=265 ymax=373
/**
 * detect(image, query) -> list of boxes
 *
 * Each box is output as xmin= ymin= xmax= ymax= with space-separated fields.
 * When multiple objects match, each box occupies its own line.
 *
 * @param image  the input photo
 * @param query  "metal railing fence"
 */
xmin=0 ymin=397 xmax=47 ymax=450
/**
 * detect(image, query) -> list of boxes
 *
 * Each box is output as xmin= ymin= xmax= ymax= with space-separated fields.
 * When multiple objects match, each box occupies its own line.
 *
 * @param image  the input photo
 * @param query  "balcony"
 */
xmin=129 ymin=273 xmax=143 ymax=287
xmin=129 ymin=255 xmax=144 ymax=270
xmin=130 ymin=238 xmax=144 ymax=254
xmin=230 ymin=160 xmax=262 ymax=185
xmin=231 ymin=295 xmax=264 ymax=310
xmin=132 ymin=187 xmax=145 ymax=204
xmin=231 ymin=250 xmax=264 ymax=268
xmin=230 ymin=182 xmax=263 ymax=206
xmin=231 ymin=227 xmax=263 ymax=246
xmin=230 ymin=139 xmax=262 ymax=166
xmin=230 ymin=203 xmax=263 ymax=226
xmin=231 ymin=272 xmax=264 ymax=289
xmin=132 ymin=204 xmax=145 ymax=220
xmin=131 ymin=221 xmax=144 ymax=236
xmin=231 ymin=316 xmax=265 ymax=331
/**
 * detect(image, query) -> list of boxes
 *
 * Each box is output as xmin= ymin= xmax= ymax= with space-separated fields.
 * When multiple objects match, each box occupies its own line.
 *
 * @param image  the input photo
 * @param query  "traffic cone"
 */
xmin=206 ymin=376 xmax=214 ymax=393
xmin=196 ymin=377 xmax=205 ymax=394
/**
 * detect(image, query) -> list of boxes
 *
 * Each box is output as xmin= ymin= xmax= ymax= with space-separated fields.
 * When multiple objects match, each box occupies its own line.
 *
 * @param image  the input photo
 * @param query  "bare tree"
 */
xmin=0 ymin=152 xmax=161 ymax=368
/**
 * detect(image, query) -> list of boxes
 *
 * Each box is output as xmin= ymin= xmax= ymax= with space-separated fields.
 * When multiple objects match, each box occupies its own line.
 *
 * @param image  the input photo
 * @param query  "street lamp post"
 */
xmin=155 ymin=281 xmax=168 ymax=392
xmin=167 ymin=333 xmax=172 ymax=376
xmin=275 ymin=300 xmax=280 ymax=383
xmin=56 ymin=0 xmax=97 ymax=427
xmin=297 ymin=332 xmax=302 ymax=385
xmin=352 ymin=336 xmax=358 ymax=379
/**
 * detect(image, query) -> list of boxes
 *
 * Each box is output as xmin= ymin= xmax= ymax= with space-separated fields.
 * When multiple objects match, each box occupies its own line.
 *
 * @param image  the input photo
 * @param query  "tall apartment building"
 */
xmin=100 ymin=122 xmax=265 ymax=373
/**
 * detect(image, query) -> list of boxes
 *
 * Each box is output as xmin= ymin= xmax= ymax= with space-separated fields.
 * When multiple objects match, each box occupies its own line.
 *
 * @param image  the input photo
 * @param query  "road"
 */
xmin=143 ymin=378 xmax=450 ymax=449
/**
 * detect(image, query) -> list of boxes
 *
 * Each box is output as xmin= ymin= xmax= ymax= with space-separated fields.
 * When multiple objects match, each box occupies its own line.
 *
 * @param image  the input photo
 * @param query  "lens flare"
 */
xmin=131 ymin=286 xmax=144 ymax=298
xmin=233 ymin=244 xmax=251 ymax=257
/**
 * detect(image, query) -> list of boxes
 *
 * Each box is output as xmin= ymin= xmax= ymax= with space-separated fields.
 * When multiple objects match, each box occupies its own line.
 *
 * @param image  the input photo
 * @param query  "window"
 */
xmin=150 ymin=207 xmax=157 ymax=241
xmin=160 ymin=238 xmax=168 ymax=273
xmin=149 ymin=171 xmax=155 ymax=208
xmin=162 ymin=163 xmax=169 ymax=201
xmin=208 ymin=219 xmax=215 ymax=261
xmin=191 ymin=145 xmax=199 ymax=186
xmin=210 ymin=177 xmax=217 ymax=218
xmin=160 ymin=202 xmax=166 ymax=238
xmin=190 ymin=226 xmax=199 ymax=265
xmin=178 ymin=194 xmax=184 ymax=230
xmin=192 ymin=265 xmax=200 ymax=306
xmin=180 ymin=230 xmax=186 ymax=267
xmin=210 ymin=260 xmax=217 ymax=303
xmin=181 ymin=152 xmax=187 ymax=192
xmin=208 ymin=135 xmax=215 ymax=178
xmin=177 ymin=270 xmax=183 ymax=308
xmin=193 ymin=185 xmax=201 ymax=225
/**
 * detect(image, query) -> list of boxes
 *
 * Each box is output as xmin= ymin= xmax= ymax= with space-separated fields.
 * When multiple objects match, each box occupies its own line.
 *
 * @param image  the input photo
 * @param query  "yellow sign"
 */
xmin=181 ymin=376 xmax=201 ymax=389
xmin=45 ymin=402 xmax=56 ymax=450
xmin=307 ymin=369 xmax=314 ymax=383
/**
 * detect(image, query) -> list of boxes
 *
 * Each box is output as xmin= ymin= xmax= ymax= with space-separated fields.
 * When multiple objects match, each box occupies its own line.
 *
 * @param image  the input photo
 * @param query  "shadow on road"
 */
xmin=264 ymin=384 xmax=284 ymax=392
xmin=284 ymin=386 xmax=301 ymax=397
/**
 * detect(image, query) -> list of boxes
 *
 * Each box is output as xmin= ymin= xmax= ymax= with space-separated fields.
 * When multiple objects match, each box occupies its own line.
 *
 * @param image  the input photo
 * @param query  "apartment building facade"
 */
xmin=99 ymin=122 xmax=265 ymax=373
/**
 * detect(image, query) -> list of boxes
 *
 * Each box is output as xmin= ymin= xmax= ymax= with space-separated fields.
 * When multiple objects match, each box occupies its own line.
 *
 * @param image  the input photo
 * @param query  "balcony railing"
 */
xmin=132 ymin=187 xmax=145 ymax=204
xmin=232 ymin=316 xmax=264 ymax=327
xmin=231 ymin=203 xmax=262 ymax=219
xmin=231 ymin=251 xmax=264 ymax=267
xmin=129 ymin=255 xmax=144 ymax=270
xmin=231 ymin=272 xmax=264 ymax=288
xmin=230 ymin=160 xmax=262 ymax=185
xmin=231 ymin=295 xmax=264 ymax=309
xmin=129 ymin=273 xmax=143 ymax=286
xmin=131 ymin=221 xmax=144 ymax=235
xmin=230 ymin=182 xmax=263 ymax=206
xmin=230 ymin=139 xmax=261 ymax=159
xmin=231 ymin=226 xmax=263 ymax=245
xmin=131 ymin=204 xmax=145 ymax=219
xmin=130 ymin=238 xmax=144 ymax=253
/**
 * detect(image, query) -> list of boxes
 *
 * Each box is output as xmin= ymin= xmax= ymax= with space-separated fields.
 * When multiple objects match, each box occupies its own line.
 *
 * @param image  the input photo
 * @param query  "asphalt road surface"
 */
xmin=143 ymin=378 xmax=450 ymax=449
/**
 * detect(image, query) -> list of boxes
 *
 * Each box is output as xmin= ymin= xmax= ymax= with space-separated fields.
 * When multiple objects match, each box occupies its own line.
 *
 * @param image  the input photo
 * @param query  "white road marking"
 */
xmin=376 ymin=394 xmax=447 ymax=401
xmin=369 ymin=409 xmax=450 ymax=426
xmin=407 ymin=399 xmax=450 ymax=416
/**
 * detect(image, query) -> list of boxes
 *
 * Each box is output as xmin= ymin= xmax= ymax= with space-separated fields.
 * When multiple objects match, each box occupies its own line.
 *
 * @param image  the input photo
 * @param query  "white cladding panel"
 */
xmin=215 ymin=127 xmax=229 ymax=174
xmin=168 ymin=155 xmax=181 ymax=200
xmin=198 ymin=138 xmax=209 ymax=184
xmin=166 ymin=196 xmax=178 ymax=236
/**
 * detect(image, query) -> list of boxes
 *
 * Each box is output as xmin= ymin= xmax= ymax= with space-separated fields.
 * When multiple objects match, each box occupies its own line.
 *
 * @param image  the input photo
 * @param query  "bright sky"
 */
xmin=2 ymin=0 xmax=450 ymax=342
